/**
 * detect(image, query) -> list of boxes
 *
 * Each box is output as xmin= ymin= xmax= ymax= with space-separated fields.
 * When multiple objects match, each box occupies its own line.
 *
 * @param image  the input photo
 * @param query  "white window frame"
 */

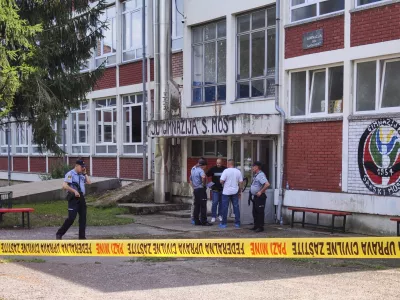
xmin=95 ymin=97 xmax=117 ymax=154
xmin=354 ymin=57 xmax=400 ymax=114
xmin=236 ymin=7 xmax=276 ymax=100
xmin=122 ymin=0 xmax=147 ymax=62
xmin=122 ymin=94 xmax=143 ymax=154
xmin=172 ymin=0 xmax=184 ymax=51
xmin=0 ymin=128 xmax=8 ymax=155
xmin=190 ymin=139 xmax=228 ymax=157
xmin=289 ymin=64 xmax=344 ymax=118
xmin=15 ymin=123 xmax=29 ymax=155
xmin=191 ymin=19 xmax=227 ymax=104
xmin=290 ymin=0 xmax=345 ymax=23
xmin=95 ymin=5 xmax=117 ymax=67
xmin=355 ymin=0 xmax=391 ymax=8
xmin=71 ymin=101 xmax=90 ymax=155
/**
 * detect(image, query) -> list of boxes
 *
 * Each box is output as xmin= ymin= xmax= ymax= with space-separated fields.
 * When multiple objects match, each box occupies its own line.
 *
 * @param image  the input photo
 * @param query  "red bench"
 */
xmin=0 ymin=208 xmax=34 ymax=228
xmin=390 ymin=217 xmax=400 ymax=236
xmin=288 ymin=207 xmax=352 ymax=233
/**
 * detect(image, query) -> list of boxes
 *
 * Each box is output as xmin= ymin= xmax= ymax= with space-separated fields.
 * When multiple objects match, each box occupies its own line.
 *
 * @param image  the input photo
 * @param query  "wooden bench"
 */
xmin=288 ymin=207 xmax=352 ymax=233
xmin=390 ymin=217 xmax=400 ymax=236
xmin=0 ymin=208 xmax=34 ymax=228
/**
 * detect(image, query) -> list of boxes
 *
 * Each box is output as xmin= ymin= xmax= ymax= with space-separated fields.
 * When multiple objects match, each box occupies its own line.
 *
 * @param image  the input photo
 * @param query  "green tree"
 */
xmin=0 ymin=0 xmax=40 ymax=117
xmin=6 ymin=0 xmax=107 ymax=154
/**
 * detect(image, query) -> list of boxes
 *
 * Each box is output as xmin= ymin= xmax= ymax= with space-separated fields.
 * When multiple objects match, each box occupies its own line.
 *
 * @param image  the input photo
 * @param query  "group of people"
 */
xmin=189 ymin=158 xmax=270 ymax=233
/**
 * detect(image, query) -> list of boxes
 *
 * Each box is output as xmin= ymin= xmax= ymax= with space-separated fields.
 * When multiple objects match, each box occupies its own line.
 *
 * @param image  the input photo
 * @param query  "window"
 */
xmin=0 ymin=128 xmax=9 ymax=154
xmin=356 ymin=59 xmax=400 ymax=112
xmin=96 ymin=6 xmax=116 ymax=67
xmin=191 ymin=140 xmax=227 ymax=157
xmin=51 ymin=120 xmax=63 ymax=145
xmin=192 ymin=20 xmax=226 ymax=104
xmin=356 ymin=0 xmax=389 ymax=7
xmin=237 ymin=7 xmax=276 ymax=100
xmin=122 ymin=94 xmax=143 ymax=154
xmin=172 ymin=0 xmax=184 ymax=50
xmin=290 ymin=0 xmax=344 ymax=23
xmin=16 ymin=123 xmax=29 ymax=154
xmin=95 ymin=97 xmax=117 ymax=154
xmin=290 ymin=65 xmax=343 ymax=117
xmin=71 ymin=101 xmax=90 ymax=154
xmin=122 ymin=0 xmax=147 ymax=62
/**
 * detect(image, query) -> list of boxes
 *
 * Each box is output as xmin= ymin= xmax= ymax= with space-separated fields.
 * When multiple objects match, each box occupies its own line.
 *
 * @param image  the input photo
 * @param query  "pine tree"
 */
xmin=8 ymin=0 xmax=107 ymax=154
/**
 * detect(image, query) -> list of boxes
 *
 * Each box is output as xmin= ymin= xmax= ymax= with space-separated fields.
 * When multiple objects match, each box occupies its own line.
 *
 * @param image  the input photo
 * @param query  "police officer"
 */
xmin=56 ymin=159 xmax=91 ymax=240
xmin=249 ymin=161 xmax=270 ymax=233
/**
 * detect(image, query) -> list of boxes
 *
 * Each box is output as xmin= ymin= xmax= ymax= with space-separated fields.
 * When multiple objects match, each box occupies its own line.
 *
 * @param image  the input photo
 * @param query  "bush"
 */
xmin=40 ymin=160 xmax=71 ymax=181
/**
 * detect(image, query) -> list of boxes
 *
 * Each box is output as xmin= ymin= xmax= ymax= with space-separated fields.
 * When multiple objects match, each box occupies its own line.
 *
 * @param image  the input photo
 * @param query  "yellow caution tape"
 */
xmin=0 ymin=237 xmax=399 ymax=258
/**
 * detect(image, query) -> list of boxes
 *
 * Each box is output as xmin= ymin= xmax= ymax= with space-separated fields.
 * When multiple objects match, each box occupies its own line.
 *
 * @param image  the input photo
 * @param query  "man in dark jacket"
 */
xmin=206 ymin=158 xmax=226 ymax=223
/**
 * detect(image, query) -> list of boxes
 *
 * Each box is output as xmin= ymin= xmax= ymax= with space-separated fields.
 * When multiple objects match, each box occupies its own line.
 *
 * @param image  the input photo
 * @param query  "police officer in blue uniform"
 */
xmin=249 ymin=161 xmax=270 ymax=233
xmin=56 ymin=159 xmax=91 ymax=240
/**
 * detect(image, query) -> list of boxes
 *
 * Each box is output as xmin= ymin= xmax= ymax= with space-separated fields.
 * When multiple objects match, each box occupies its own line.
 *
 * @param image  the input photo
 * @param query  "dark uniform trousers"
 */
xmin=56 ymin=193 xmax=87 ymax=239
xmin=252 ymin=193 xmax=266 ymax=229
xmin=193 ymin=187 xmax=207 ymax=224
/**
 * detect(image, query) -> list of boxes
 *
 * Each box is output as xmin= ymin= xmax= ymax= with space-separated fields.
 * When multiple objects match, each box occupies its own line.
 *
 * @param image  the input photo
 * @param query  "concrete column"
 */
xmin=181 ymin=137 xmax=188 ymax=182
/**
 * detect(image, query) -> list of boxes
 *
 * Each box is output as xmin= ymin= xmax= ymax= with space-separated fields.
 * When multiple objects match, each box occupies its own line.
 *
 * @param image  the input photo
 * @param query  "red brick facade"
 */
xmin=94 ymin=67 xmax=117 ymax=90
xmin=120 ymin=158 xmax=143 ymax=179
xmin=0 ymin=157 xmax=8 ymax=171
xmin=119 ymin=60 xmax=155 ymax=87
xmin=30 ymin=157 xmax=46 ymax=173
xmin=284 ymin=121 xmax=342 ymax=192
xmin=48 ymin=157 xmax=64 ymax=171
xmin=172 ymin=51 xmax=183 ymax=79
xmin=187 ymin=157 xmax=227 ymax=181
xmin=285 ymin=15 xmax=344 ymax=59
xmin=351 ymin=3 xmax=400 ymax=47
xmin=92 ymin=157 xmax=117 ymax=177
xmin=13 ymin=157 xmax=28 ymax=172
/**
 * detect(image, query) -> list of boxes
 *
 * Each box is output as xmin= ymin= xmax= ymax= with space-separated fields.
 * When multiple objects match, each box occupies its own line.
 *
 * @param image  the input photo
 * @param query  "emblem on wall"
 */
xmin=358 ymin=118 xmax=400 ymax=196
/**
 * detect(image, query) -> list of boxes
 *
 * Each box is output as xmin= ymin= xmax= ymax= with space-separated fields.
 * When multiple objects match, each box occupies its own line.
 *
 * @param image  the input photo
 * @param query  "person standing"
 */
xmin=189 ymin=157 xmax=205 ymax=224
xmin=206 ymin=159 xmax=226 ymax=223
xmin=249 ymin=161 xmax=270 ymax=233
xmin=219 ymin=159 xmax=243 ymax=228
xmin=56 ymin=159 xmax=91 ymax=240
xmin=190 ymin=158 xmax=212 ymax=226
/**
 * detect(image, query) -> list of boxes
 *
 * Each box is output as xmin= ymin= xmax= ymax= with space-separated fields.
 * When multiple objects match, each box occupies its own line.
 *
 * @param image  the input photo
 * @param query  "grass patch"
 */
xmin=0 ymin=200 xmax=134 ymax=228
xmin=128 ymin=257 xmax=177 ymax=263
xmin=0 ymin=258 xmax=46 ymax=263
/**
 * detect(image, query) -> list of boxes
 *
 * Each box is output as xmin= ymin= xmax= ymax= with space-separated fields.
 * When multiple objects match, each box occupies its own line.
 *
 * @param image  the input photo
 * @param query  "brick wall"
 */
xmin=172 ymin=51 xmax=183 ymax=79
xmin=285 ymin=15 xmax=344 ymax=59
xmin=285 ymin=121 xmax=343 ymax=192
xmin=187 ymin=157 xmax=227 ymax=181
xmin=0 ymin=157 xmax=8 ymax=171
xmin=119 ymin=60 xmax=155 ymax=87
xmin=30 ymin=157 xmax=46 ymax=173
xmin=69 ymin=156 xmax=90 ymax=173
xmin=92 ymin=157 xmax=117 ymax=177
xmin=351 ymin=3 xmax=400 ymax=47
xmin=13 ymin=157 xmax=28 ymax=172
xmin=348 ymin=118 xmax=400 ymax=196
xmin=94 ymin=67 xmax=117 ymax=90
xmin=120 ymin=158 xmax=143 ymax=179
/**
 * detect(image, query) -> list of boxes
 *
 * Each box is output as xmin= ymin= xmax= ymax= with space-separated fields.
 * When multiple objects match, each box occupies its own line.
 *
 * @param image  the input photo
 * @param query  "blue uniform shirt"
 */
xmin=190 ymin=166 xmax=206 ymax=190
xmin=64 ymin=169 xmax=87 ymax=195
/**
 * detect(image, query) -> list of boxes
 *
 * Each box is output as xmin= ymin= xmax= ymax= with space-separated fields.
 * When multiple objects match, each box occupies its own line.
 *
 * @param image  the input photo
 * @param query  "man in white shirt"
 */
xmin=219 ymin=159 xmax=243 ymax=228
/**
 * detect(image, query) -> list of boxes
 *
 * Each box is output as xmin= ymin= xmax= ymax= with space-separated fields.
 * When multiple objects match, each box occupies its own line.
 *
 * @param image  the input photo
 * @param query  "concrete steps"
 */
xmin=118 ymin=203 xmax=190 ymax=215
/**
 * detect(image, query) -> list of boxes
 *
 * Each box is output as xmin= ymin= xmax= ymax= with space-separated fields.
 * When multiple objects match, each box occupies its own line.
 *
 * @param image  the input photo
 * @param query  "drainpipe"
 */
xmin=275 ymin=0 xmax=286 ymax=225
xmin=142 ymin=0 xmax=147 ymax=181
xmin=7 ymin=123 xmax=11 ymax=186
xmin=154 ymin=0 xmax=161 ymax=200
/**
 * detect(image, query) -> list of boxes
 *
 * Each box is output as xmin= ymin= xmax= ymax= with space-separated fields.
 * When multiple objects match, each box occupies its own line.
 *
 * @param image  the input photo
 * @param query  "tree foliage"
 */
xmin=2 ymin=0 xmax=107 ymax=154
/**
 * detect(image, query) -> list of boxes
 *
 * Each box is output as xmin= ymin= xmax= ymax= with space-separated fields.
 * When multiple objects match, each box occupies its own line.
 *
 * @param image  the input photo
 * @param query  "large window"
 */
xmin=236 ymin=7 xmax=276 ymax=100
xmin=51 ymin=120 xmax=63 ymax=146
xmin=172 ymin=0 xmax=184 ymax=50
xmin=192 ymin=20 xmax=227 ymax=104
xmin=96 ymin=6 xmax=116 ymax=67
xmin=122 ymin=0 xmax=147 ymax=62
xmin=71 ymin=101 xmax=90 ymax=154
xmin=290 ymin=65 xmax=344 ymax=117
xmin=191 ymin=140 xmax=227 ymax=157
xmin=290 ymin=0 xmax=344 ymax=23
xmin=95 ymin=97 xmax=117 ymax=154
xmin=356 ymin=0 xmax=390 ymax=7
xmin=355 ymin=59 xmax=400 ymax=112
xmin=122 ymin=94 xmax=143 ymax=154
xmin=15 ymin=123 xmax=29 ymax=154
xmin=0 ymin=128 xmax=8 ymax=154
